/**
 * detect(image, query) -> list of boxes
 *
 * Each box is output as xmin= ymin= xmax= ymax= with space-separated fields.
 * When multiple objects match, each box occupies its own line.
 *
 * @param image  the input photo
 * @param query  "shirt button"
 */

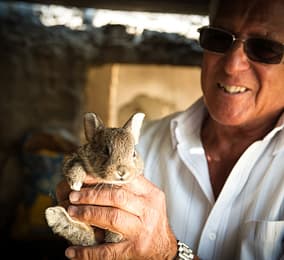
xmin=209 ymin=232 xmax=216 ymax=240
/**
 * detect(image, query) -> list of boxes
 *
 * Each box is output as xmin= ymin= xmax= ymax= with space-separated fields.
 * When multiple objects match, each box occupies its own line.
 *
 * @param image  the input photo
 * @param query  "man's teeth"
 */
xmin=218 ymin=83 xmax=247 ymax=94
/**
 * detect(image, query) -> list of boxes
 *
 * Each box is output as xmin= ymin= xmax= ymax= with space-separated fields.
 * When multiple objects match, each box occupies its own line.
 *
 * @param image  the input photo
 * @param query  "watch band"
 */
xmin=175 ymin=241 xmax=195 ymax=260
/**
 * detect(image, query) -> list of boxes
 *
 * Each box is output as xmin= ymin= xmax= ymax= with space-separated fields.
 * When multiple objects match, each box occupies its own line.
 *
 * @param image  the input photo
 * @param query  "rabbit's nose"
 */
xmin=117 ymin=168 xmax=126 ymax=176
xmin=116 ymin=166 xmax=129 ymax=179
xmin=117 ymin=170 xmax=125 ymax=177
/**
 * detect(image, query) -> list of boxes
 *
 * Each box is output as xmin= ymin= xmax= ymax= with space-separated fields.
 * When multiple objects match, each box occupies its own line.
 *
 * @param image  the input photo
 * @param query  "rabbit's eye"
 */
xmin=133 ymin=150 xmax=137 ymax=158
xmin=104 ymin=145 xmax=111 ymax=156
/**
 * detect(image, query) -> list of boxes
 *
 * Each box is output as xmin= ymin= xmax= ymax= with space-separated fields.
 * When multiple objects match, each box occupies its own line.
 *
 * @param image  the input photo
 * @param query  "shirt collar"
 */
xmin=271 ymin=112 xmax=284 ymax=155
xmin=170 ymin=97 xmax=206 ymax=150
xmin=170 ymin=99 xmax=284 ymax=155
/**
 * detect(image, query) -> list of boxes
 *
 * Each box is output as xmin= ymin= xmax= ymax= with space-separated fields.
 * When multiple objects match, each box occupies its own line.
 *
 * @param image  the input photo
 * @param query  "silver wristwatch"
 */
xmin=175 ymin=241 xmax=195 ymax=260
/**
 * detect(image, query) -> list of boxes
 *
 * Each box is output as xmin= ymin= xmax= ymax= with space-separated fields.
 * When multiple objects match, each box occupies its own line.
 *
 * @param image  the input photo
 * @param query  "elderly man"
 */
xmin=57 ymin=0 xmax=284 ymax=259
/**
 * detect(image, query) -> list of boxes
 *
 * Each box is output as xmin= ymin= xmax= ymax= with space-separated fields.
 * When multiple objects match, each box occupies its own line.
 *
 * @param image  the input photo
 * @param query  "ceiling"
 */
xmin=4 ymin=0 xmax=210 ymax=15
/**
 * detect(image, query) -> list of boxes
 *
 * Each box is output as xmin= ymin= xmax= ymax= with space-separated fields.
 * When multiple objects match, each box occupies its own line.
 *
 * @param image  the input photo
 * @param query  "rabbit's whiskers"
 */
xmin=91 ymin=183 xmax=104 ymax=203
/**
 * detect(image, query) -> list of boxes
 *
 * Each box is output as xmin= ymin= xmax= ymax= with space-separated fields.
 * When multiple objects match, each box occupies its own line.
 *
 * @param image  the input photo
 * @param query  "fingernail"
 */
xmin=65 ymin=248 xmax=75 ymax=258
xmin=70 ymin=191 xmax=80 ymax=202
xmin=68 ymin=205 xmax=77 ymax=216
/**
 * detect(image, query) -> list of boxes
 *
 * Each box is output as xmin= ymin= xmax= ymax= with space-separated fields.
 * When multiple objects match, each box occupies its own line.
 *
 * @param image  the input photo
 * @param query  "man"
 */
xmin=58 ymin=0 xmax=284 ymax=259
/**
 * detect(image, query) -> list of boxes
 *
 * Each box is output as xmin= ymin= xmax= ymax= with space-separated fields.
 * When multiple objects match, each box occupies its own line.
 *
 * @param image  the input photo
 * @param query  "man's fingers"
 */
xmin=67 ymin=205 xmax=141 ymax=236
xmin=69 ymin=174 xmax=161 ymax=211
xmin=69 ymin=185 xmax=146 ymax=216
xmin=84 ymin=174 xmax=157 ymax=195
xmin=84 ymin=174 xmax=103 ymax=184
xmin=65 ymin=241 xmax=132 ymax=260
xmin=124 ymin=174 xmax=159 ymax=195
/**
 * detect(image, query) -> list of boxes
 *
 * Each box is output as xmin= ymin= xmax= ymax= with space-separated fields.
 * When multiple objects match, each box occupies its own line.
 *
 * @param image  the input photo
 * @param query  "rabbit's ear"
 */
xmin=84 ymin=112 xmax=104 ymax=142
xmin=123 ymin=113 xmax=145 ymax=144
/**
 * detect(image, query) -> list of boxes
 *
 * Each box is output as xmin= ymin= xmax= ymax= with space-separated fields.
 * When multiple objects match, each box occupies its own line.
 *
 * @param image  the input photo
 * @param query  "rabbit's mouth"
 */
xmin=95 ymin=170 xmax=138 ymax=184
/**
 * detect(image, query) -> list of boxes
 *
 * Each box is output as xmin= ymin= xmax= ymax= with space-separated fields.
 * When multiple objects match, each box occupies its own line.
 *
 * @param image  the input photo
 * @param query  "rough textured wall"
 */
xmin=0 ymin=2 xmax=202 ymax=149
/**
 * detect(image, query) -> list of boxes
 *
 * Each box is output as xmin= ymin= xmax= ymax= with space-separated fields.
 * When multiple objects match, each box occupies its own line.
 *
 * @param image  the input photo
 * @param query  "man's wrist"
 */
xmin=174 ymin=241 xmax=195 ymax=260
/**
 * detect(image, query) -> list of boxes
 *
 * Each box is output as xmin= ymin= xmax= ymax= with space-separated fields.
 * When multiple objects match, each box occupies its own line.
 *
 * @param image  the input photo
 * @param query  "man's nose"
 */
xmin=223 ymin=41 xmax=251 ymax=74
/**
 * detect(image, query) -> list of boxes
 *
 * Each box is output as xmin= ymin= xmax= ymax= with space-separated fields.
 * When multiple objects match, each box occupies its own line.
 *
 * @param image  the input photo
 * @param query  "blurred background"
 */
xmin=0 ymin=0 xmax=209 ymax=258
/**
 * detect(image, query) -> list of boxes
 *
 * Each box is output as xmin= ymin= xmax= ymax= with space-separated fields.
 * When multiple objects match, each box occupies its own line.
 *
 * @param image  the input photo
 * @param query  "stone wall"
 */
xmin=0 ymin=2 xmax=202 ymax=147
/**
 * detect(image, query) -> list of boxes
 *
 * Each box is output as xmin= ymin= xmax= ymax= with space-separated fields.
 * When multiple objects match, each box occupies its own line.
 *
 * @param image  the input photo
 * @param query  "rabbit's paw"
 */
xmin=64 ymin=163 xmax=87 ymax=191
xmin=45 ymin=206 xmax=96 ymax=246
xmin=105 ymin=230 xmax=123 ymax=243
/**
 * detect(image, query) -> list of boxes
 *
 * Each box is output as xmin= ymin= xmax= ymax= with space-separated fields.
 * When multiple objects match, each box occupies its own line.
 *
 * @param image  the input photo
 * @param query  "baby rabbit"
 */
xmin=45 ymin=112 xmax=145 ymax=246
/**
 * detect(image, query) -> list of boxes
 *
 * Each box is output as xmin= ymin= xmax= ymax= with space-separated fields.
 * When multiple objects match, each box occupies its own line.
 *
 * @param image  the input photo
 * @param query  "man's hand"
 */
xmin=56 ymin=174 xmax=177 ymax=259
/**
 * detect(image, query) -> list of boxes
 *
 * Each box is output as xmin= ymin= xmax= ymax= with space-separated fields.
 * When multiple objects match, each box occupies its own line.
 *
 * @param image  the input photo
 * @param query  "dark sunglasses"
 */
xmin=198 ymin=26 xmax=284 ymax=64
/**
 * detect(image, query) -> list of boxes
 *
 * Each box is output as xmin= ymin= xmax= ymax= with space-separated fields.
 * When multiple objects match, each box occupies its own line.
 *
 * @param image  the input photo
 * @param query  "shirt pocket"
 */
xmin=239 ymin=220 xmax=284 ymax=260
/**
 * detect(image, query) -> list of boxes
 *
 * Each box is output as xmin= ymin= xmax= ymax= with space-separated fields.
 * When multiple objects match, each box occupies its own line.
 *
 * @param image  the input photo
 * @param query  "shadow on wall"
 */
xmin=0 ymin=127 xmax=78 ymax=259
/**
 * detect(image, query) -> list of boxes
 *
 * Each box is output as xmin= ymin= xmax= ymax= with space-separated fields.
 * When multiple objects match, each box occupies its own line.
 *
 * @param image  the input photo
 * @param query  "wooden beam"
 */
xmin=3 ymin=0 xmax=210 ymax=15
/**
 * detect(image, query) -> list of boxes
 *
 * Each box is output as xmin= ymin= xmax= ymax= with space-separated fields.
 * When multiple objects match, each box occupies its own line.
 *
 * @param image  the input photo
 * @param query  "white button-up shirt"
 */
xmin=137 ymin=98 xmax=284 ymax=260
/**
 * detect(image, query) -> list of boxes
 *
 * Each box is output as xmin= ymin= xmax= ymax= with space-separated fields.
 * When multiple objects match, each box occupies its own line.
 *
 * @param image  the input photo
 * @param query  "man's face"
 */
xmin=201 ymin=0 xmax=284 ymax=127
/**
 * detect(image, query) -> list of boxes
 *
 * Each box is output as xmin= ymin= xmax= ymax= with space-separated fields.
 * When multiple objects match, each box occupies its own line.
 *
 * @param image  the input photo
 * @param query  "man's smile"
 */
xmin=217 ymin=83 xmax=248 ymax=94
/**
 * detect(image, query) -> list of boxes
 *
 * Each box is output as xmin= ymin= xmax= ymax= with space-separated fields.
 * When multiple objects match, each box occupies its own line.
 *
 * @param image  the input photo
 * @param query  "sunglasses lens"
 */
xmin=199 ymin=27 xmax=233 ymax=53
xmin=246 ymin=38 xmax=284 ymax=64
xmin=199 ymin=27 xmax=284 ymax=64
